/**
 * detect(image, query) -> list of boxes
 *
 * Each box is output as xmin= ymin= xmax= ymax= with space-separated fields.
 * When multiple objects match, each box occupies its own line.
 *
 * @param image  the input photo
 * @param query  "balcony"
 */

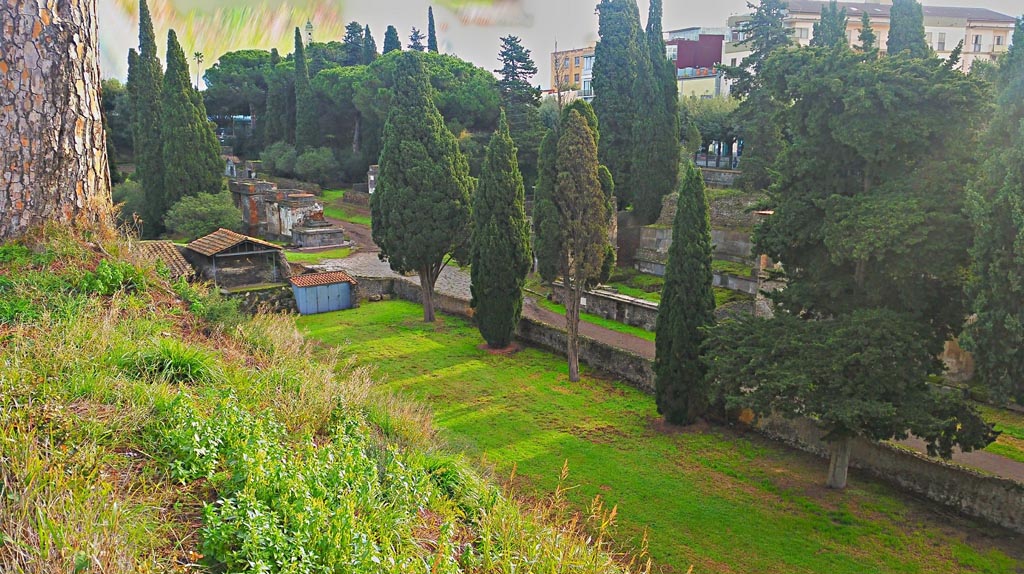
xmin=970 ymin=44 xmax=1007 ymax=54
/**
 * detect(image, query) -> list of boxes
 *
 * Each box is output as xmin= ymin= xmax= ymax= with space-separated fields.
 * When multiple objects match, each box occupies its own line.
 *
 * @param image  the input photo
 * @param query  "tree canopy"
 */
xmin=887 ymin=0 xmax=930 ymax=58
xmin=383 ymin=25 xmax=402 ymax=54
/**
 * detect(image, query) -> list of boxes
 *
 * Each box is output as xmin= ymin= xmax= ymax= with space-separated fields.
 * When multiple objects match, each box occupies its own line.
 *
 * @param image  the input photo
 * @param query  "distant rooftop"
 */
xmin=785 ymin=0 xmax=1016 ymax=23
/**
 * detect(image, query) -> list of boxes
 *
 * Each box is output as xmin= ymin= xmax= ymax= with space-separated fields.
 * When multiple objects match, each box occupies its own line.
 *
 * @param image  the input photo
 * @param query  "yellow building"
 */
xmin=550 ymin=45 xmax=594 ymax=93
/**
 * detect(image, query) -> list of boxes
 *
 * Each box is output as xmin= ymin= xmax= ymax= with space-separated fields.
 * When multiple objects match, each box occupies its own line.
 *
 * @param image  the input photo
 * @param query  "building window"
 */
xmin=666 ymin=44 xmax=678 ymax=61
xmin=937 ymin=32 xmax=946 ymax=51
xmin=574 ymin=56 xmax=580 ymax=66
xmin=574 ymin=73 xmax=580 ymax=83
xmin=926 ymin=32 xmax=933 ymax=46
xmin=563 ymin=57 xmax=569 ymax=67
xmin=995 ymin=35 xmax=1004 ymax=46
xmin=973 ymin=34 xmax=982 ymax=51
xmin=583 ymin=55 xmax=594 ymax=70
xmin=730 ymin=57 xmax=737 ymax=66
xmin=582 ymin=79 xmax=592 ymax=96
xmin=795 ymin=27 xmax=809 ymax=39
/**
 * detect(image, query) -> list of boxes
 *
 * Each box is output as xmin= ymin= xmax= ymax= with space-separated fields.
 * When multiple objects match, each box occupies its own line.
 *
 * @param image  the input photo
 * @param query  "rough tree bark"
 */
xmin=418 ymin=266 xmax=436 ymax=323
xmin=826 ymin=437 xmax=853 ymax=489
xmin=1 ymin=0 xmax=111 ymax=241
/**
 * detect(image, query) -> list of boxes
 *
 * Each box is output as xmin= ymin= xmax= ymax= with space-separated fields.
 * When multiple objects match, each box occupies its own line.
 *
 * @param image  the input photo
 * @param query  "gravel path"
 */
xmin=321 ymin=209 xmax=1024 ymax=484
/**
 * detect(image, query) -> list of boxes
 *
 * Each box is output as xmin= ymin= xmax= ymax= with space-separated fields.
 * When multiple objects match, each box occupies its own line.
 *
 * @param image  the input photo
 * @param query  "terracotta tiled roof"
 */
xmin=135 ymin=241 xmax=194 ymax=279
xmin=289 ymin=271 xmax=358 ymax=288
xmin=187 ymin=228 xmax=282 ymax=257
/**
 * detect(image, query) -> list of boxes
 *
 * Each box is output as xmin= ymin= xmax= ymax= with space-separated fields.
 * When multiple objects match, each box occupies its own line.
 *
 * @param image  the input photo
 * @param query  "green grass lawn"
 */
xmin=534 ymin=296 xmax=656 ymax=341
xmin=322 ymin=189 xmax=372 ymax=226
xmin=284 ymin=247 xmax=351 ymax=264
xmin=978 ymin=405 xmax=1024 ymax=463
xmin=712 ymin=259 xmax=755 ymax=278
xmin=299 ymin=301 xmax=1022 ymax=574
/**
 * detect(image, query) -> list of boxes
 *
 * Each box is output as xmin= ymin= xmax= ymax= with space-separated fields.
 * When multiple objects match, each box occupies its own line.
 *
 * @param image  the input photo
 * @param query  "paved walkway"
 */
xmin=318 ymin=220 xmax=1024 ymax=484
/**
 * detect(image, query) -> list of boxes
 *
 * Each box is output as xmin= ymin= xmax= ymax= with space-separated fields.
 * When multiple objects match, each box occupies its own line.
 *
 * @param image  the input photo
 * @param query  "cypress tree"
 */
xmin=371 ymin=52 xmax=472 ymax=322
xmin=654 ymin=161 xmax=715 ymax=425
xmin=383 ymin=25 xmax=402 ymax=54
xmin=888 ymin=0 xmax=930 ymax=58
xmin=635 ymin=0 xmax=679 ymax=224
xmin=858 ymin=11 xmax=878 ymax=55
xmin=263 ymin=50 xmax=287 ymax=144
xmin=966 ymin=17 xmax=1024 ymax=404
xmin=132 ymin=0 xmax=165 ymax=237
xmin=293 ymin=27 xmax=317 ymax=151
xmin=408 ymin=27 xmax=427 ymax=52
xmin=471 ymin=112 xmax=532 ymax=348
xmin=428 ymin=6 xmax=439 ymax=53
xmin=362 ymin=25 xmax=378 ymax=64
xmin=533 ymin=129 xmax=562 ymax=283
xmin=811 ymin=0 xmax=848 ymax=48
xmin=554 ymin=110 xmax=611 ymax=382
xmin=160 ymin=30 xmax=223 ymax=214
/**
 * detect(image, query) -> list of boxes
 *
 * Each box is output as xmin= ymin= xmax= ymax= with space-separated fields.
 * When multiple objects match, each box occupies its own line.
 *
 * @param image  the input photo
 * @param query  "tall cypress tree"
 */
xmin=966 ymin=17 xmax=1024 ymax=405
xmin=428 ymin=6 xmax=439 ymax=53
xmin=160 ymin=30 xmax=223 ymax=215
xmin=888 ymin=0 xmax=930 ymax=58
xmin=635 ymin=0 xmax=680 ymax=223
xmin=293 ymin=27 xmax=317 ymax=151
xmin=810 ymin=0 xmax=848 ymax=48
xmin=593 ymin=0 xmax=649 ymax=210
xmin=132 ymin=0 xmax=165 ymax=237
xmin=533 ymin=129 xmax=562 ymax=283
xmin=471 ymin=112 xmax=532 ymax=348
xmin=362 ymin=25 xmax=378 ymax=64
xmin=383 ymin=25 xmax=402 ymax=54
xmin=371 ymin=52 xmax=472 ymax=322
xmin=654 ymin=161 xmax=715 ymax=425
xmin=858 ymin=11 xmax=878 ymax=56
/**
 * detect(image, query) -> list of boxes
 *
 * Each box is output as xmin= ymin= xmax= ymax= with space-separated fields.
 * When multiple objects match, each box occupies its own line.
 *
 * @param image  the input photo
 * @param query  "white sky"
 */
xmin=98 ymin=0 xmax=1021 ymax=87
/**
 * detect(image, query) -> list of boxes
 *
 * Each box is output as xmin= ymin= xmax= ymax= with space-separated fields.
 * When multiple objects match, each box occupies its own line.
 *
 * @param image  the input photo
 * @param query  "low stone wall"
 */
xmin=713 ymin=272 xmax=759 ymax=295
xmin=711 ymin=229 xmax=754 ymax=261
xmin=551 ymin=283 xmax=659 ymax=332
xmin=699 ymin=168 xmax=741 ymax=188
xmin=266 ymin=176 xmax=321 ymax=194
xmin=758 ymin=415 xmax=1024 ymax=534
xmin=342 ymin=190 xmax=371 ymax=208
xmin=227 ymin=284 xmax=296 ymax=314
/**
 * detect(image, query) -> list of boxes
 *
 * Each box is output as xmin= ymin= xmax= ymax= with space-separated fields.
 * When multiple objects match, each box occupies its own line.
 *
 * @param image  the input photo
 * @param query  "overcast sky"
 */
xmin=98 ymin=0 xmax=1021 ymax=87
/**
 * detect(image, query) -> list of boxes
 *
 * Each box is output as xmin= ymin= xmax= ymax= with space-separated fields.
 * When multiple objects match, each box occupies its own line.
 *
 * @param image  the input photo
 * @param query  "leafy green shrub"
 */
xmin=294 ymin=147 xmax=340 ymax=186
xmin=163 ymin=192 xmax=242 ymax=241
xmin=260 ymin=141 xmax=297 ymax=177
xmin=118 ymin=338 xmax=221 ymax=385
xmin=0 ymin=295 xmax=40 ymax=325
xmin=79 ymin=259 xmax=147 ymax=296
xmin=172 ymin=277 xmax=245 ymax=330
xmin=111 ymin=180 xmax=147 ymax=230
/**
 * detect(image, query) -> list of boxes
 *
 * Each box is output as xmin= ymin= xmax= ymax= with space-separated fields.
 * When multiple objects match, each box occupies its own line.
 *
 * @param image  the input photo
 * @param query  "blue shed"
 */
xmin=289 ymin=271 xmax=358 ymax=315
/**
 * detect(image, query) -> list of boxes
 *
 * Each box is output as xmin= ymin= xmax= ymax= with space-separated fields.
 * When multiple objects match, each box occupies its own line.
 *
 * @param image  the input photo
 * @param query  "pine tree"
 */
xmin=428 ymin=6 xmax=439 ymax=53
xmin=471 ymin=112 xmax=532 ymax=348
xmin=554 ymin=110 xmax=612 ymax=382
xmin=293 ymin=27 xmax=317 ymax=151
xmin=408 ymin=27 xmax=427 ymax=52
xmin=593 ymin=0 xmax=649 ymax=210
xmin=132 ymin=0 xmax=165 ymax=237
xmin=342 ymin=21 xmax=365 ymax=66
xmin=371 ymin=52 xmax=472 ymax=322
xmin=654 ymin=161 xmax=715 ymax=425
xmin=858 ymin=11 xmax=877 ymax=55
xmin=383 ymin=25 xmax=402 ymax=54
xmin=160 ymin=30 xmax=223 ymax=214
xmin=810 ymin=0 xmax=848 ymax=48
xmin=362 ymin=25 xmax=378 ymax=64
xmin=888 ymin=0 xmax=930 ymax=58
xmin=635 ymin=0 xmax=679 ymax=224
xmin=495 ymin=35 xmax=543 ymax=185
xmin=722 ymin=0 xmax=791 ymax=98
xmin=966 ymin=17 xmax=1024 ymax=405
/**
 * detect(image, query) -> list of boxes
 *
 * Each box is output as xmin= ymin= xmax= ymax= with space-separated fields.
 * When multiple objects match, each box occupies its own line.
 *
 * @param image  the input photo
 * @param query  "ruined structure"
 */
xmin=184 ymin=228 xmax=289 ymax=288
xmin=228 ymin=179 xmax=344 ymax=244
xmin=292 ymin=211 xmax=347 ymax=248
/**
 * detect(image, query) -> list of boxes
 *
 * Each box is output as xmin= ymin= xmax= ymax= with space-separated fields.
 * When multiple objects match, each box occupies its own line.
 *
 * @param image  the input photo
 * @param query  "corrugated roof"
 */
xmin=187 ymin=228 xmax=283 ymax=257
xmin=786 ymin=0 xmax=1015 ymax=22
xmin=289 ymin=271 xmax=358 ymax=288
xmin=135 ymin=241 xmax=194 ymax=279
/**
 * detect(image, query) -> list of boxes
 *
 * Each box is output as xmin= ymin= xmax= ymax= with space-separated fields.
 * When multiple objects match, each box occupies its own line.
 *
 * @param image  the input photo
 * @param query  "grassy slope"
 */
xmin=321 ymin=189 xmax=372 ymax=226
xmin=284 ymin=247 xmax=351 ymax=264
xmin=534 ymin=297 xmax=656 ymax=342
xmin=0 ymin=233 xmax=641 ymax=574
xmin=299 ymin=301 xmax=1023 ymax=574
xmin=978 ymin=405 xmax=1024 ymax=463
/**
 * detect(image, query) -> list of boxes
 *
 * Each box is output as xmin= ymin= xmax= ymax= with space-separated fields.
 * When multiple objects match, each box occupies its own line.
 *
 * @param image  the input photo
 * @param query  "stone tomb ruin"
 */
xmin=228 ymin=179 xmax=345 ymax=247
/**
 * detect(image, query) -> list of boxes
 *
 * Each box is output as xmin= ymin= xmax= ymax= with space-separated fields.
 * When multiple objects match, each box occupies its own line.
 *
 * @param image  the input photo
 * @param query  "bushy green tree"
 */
xmin=371 ymin=53 xmax=472 ymax=322
xmin=495 ymin=35 xmax=543 ymax=187
xmin=362 ymin=25 xmax=378 ymax=65
xmin=129 ymin=0 xmax=165 ymax=237
xmin=428 ymin=7 xmax=439 ymax=53
xmin=655 ymin=161 xmax=715 ymax=425
xmin=341 ymin=22 xmax=365 ymax=66
xmin=965 ymin=17 xmax=1024 ymax=405
xmin=471 ymin=112 xmax=532 ymax=348
xmin=262 ymin=49 xmax=294 ymax=145
xmin=635 ymin=0 xmax=679 ymax=224
xmin=295 ymin=147 xmax=341 ymax=186
xmin=202 ymin=50 xmax=272 ymax=128
xmin=858 ymin=11 xmax=878 ymax=55
xmin=533 ymin=130 xmax=562 ymax=282
xmin=722 ymin=0 xmax=792 ymax=98
xmin=314 ymin=65 xmax=368 ymax=154
xmin=260 ymin=141 xmax=298 ymax=177
xmin=408 ymin=27 xmax=426 ymax=52
xmin=164 ymin=192 xmax=242 ymax=240
xmin=101 ymin=78 xmax=133 ymax=163
xmin=293 ymin=27 xmax=317 ymax=151
xmin=810 ymin=0 xmax=848 ymax=48
xmin=161 ymin=30 xmax=223 ymax=214
xmin=383 ymin=25 xmax=402 ymax=54
xmin=887 ymin=0 xmax=930 ymax=58
xmin=554 ymin=110 xmax=612 ymax=381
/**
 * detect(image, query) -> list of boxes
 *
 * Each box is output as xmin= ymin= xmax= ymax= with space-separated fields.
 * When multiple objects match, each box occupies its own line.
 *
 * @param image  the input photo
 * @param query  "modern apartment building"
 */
xmin=665 ymin=27 xmax=728 ymax=98
xmin=725 ymin=0 xmax=1015 ymax=72
xmin=550 ymin=45 xmax=595 ymax=96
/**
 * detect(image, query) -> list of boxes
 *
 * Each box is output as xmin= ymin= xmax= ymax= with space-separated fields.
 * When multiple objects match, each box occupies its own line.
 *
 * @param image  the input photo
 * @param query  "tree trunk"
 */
xmin=419 ymin=267 xmax=436 ymax=322
xmin=352 ymin=113 xmax=362 ymax=154
xmin=565 ymin=282 xmax=582 ymax=382
xmin=1 ymin=0 xmax=111 ymax=241
xmin=826 ymin=436 xmax=853 ymax=489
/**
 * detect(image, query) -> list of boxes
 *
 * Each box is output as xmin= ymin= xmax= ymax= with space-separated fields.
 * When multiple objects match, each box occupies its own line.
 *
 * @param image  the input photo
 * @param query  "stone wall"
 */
xmin=616 ymin=211 xmax=645 ymax=266
xmin=712 ymin=272 xmax=759 ymax=295
xmin=227 ymin=284 xmax=296 ymax=314
xmin=712 ymin=229 xmax=754 ymax=261
xmin=550 ymin=283 xmax=660 ymax=332
xmin=699 ymin=168 xmax=741 ymax=189
xmin=758 ymin=415 xmax=1024 ymax=534
xmin=342 ymin=190 xmax=371 ymax=208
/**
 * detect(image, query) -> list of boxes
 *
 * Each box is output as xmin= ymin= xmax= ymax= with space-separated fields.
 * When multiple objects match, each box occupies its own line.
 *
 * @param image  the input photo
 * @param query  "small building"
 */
xmin=185 ymin=228 xmax=288 ymax=288
xmin=292 ymin=211 xmax=347 ymax=248
xmin=289 ymin=271 xmax=358 ymax=315
xmin=134 ymin=240 xmax=194 ymax=280
xmin=223 ymin=155 xmax=243 ymax=178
